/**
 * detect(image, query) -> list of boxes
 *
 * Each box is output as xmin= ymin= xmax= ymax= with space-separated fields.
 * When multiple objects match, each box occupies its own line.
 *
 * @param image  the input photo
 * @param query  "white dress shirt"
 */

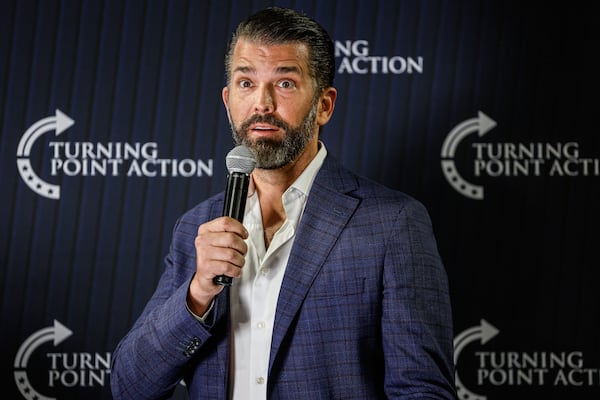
xmin=229 ymin=143 xmax=327 ymax=400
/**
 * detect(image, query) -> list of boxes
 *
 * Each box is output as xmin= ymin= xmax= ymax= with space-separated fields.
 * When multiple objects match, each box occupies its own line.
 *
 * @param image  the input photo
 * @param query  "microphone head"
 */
xmin=226 ymin=145 xmax=256 ymax=174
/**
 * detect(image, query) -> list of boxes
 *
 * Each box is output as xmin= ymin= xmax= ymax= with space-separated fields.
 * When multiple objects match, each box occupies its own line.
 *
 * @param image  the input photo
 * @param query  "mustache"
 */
xmin=239 ymin=114 xmax=289 ymax=133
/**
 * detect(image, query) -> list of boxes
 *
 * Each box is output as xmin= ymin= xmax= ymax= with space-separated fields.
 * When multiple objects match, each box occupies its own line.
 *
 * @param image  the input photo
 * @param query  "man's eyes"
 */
xmin=277 ymin=80 xmax=296 ymax=89
xmin=236 ymin=79 xmax=297 ymax=89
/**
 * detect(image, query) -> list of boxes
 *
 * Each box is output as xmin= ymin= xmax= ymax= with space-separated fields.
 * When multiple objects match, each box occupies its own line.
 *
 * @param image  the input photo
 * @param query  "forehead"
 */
xmin=231 ymin=39 xmax=311 ymax=74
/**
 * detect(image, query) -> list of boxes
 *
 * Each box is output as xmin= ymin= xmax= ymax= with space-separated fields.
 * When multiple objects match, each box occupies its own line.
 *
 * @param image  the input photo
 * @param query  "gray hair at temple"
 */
xmin=224 ymin=7 xmax=335 ymax=96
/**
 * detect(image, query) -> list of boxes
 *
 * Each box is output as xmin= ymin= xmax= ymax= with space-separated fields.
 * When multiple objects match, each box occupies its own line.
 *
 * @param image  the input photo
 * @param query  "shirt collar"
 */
xmin=288 ymin=140 xmax=327 ymax=197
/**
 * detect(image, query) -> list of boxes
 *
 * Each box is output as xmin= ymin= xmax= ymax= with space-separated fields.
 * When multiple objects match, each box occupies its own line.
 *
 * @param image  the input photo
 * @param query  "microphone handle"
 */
xmin=213 ymin=172 xmax=250 ymax=286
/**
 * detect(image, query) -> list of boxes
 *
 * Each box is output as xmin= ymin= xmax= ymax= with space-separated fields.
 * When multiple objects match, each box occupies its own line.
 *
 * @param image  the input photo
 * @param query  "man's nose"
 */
xmin=254 ymin=85 xmax=275 ymax=114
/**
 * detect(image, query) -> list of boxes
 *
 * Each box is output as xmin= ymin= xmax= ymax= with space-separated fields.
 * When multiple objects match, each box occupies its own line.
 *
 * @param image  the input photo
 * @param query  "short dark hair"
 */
xmin=224 ymin=7 xmax=335 ymax=95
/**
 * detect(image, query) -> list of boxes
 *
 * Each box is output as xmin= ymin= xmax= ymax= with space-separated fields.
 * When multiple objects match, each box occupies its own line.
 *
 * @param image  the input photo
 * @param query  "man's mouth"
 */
xmin=251 ymin=123 xmax=278 ymax=131
xmin=248 ymin=124 xmax=283 ymax=138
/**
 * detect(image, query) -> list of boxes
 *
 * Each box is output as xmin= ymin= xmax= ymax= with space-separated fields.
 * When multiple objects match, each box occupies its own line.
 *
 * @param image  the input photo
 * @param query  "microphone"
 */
xmin=213 ymin=145 xmax=256 ymax=286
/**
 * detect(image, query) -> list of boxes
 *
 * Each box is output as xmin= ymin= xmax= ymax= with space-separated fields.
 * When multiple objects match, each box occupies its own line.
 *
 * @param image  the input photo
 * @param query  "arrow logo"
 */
xmin=453 ymin=319 xmax=499 ymax=400
xmin=440 ymin=111 xmax=496 ymax=200
xmin=13 ymin=320 xmax=73 ymax=400
xmin=16 ymin=109 xmax=75 ymax=200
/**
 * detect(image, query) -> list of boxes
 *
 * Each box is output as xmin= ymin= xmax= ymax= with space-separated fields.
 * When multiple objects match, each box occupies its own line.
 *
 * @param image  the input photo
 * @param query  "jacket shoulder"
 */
xmin=320 ymin=155 xmax=420 ymax=208
xmin=169 ymin=192 xmax=224 ymax=255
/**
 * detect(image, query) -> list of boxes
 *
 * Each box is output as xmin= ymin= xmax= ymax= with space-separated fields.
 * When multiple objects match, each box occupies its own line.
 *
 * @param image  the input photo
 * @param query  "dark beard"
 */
xmin=230 ymin=102 xmax=318 ymax=169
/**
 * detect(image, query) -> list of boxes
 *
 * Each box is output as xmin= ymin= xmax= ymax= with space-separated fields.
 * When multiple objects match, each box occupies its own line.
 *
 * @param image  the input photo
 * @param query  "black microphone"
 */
xmin=213 ymin=145 xmax=256 ymax=286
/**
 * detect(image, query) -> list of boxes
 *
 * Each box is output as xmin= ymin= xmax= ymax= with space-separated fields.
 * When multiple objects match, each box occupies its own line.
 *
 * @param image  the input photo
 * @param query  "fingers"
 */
xmin=188 ymin=217 xmax=249 ymax=310
xmin=199 ymin=215 xmax=249 ymax=239
xmin=196 ymin=217 xmax=248 ymax=271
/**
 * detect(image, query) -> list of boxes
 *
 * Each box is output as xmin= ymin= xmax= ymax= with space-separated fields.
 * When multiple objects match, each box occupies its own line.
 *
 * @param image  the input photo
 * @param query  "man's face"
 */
xmin=222 ymin=39 xmax=322 ymax=169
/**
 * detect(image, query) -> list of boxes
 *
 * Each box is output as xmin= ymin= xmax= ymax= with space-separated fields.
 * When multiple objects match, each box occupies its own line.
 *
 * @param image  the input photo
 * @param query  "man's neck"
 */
xmin=251 ymin=138 xmax=319 ymax=247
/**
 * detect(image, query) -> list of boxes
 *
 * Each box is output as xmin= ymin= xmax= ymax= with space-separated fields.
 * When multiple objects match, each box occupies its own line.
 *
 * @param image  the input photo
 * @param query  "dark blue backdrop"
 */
xmin=1 ymin=1 xmax=598 ymax=399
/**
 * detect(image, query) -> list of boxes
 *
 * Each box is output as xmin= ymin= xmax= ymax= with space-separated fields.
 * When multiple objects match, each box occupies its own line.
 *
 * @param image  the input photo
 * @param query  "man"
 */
xmin=111 ymin=7 xmax=457 ymax=399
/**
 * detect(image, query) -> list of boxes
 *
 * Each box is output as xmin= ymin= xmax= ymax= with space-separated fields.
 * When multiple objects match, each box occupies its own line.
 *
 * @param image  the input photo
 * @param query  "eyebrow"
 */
xmin=232 ymin=65 xmax=302 ymax=75
xmin=275 ymin=66 xmax=302 ymax=74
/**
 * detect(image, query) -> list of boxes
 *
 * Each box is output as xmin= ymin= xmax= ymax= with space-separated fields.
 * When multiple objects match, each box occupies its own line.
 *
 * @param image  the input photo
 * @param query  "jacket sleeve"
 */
xmin=382 ymin=198 xmax=457 ymax=399
xmin=110 ymin=210 xmax=228 ymax=400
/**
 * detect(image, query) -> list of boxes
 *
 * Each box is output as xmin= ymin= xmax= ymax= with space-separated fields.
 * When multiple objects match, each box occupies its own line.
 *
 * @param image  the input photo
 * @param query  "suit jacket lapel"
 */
xmin=269 ymin=156 xmax=359 ymax=370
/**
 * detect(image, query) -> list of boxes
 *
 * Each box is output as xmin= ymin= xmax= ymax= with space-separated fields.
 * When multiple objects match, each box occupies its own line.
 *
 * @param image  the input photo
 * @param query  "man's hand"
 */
xmin=187 ymin=216 xmax=248 ymax=316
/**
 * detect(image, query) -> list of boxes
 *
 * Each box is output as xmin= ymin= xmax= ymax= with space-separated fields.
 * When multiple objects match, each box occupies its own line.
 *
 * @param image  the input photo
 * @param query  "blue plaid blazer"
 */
xmin=111 ymin=154 xmax=457 ymax=399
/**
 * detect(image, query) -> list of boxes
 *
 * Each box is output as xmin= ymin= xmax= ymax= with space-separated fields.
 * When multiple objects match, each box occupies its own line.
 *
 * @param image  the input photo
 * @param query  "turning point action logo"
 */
xmin=16 ymin=110 xmax=75 ymax=199
xmin=14 ymin=320 xmax=111 ymax=400
xmin=16 ymin=109 xmax=214 ymax=200
xmin=454 ymin=319 xmax=600 ymax=399
xmin=441 ymin=111 xmax=600 ymax=199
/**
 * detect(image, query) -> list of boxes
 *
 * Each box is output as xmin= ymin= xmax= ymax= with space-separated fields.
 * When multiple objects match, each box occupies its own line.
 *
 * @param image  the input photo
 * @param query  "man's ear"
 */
xmin=222 ymin=86 xmax=233 ymax=123
xmin=222 ymin=86 xmax=229 ymax=109
xmin=317 ymin=87 xmax=337 ymax=126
